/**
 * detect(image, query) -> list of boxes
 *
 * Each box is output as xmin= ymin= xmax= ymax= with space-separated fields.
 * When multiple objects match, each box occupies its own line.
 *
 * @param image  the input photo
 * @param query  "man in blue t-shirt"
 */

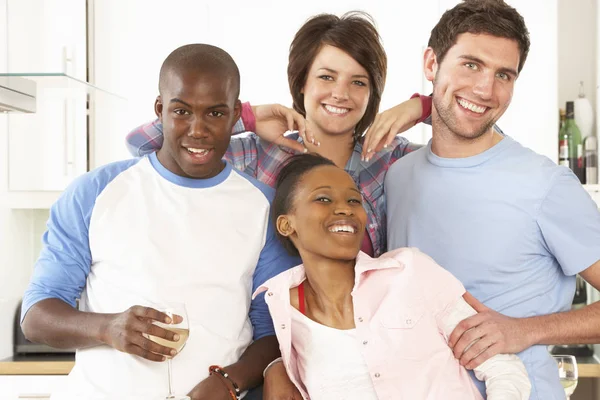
xmin=386 ymin=1 xmax=600 ymax=399
xmin=20 ymin=44 xmax=298 ymax=400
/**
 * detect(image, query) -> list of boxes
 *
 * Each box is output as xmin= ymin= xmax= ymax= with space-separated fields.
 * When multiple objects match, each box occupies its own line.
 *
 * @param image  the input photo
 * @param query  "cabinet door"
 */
xmin=6 ymin=0 xmax=88 ymax=191
xmin=7 ymin=0 xmax=86 ymax=78
xmin=0 ymin=375 xmax=67 ymax=399
xmin=8 ymin=90 xmax=87 ymax=191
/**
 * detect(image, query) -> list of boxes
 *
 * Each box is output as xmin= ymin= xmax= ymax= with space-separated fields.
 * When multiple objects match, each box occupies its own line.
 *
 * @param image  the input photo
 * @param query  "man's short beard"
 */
xmin=433 ymin=94 xmax=495 ymax=141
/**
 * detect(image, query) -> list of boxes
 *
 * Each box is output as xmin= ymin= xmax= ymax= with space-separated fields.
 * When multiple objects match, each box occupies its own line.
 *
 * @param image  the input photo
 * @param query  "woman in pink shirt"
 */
xmin=254 ymin=153 xmax=531 ymax=400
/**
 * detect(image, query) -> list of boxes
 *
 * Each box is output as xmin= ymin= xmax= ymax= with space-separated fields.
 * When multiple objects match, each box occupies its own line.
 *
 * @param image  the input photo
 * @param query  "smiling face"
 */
xmin=425 ymin=33 xmax=520 ymax=140
xmin=302 ymin=45 xmax=370 ymax=139
xmin=277 ymin=165 xmax=367 ymax=261
xmin=155 ymin=68 xmax=241 ymax=179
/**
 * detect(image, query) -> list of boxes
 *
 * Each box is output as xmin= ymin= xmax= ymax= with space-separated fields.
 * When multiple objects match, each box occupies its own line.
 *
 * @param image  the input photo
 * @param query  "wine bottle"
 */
xmin=575 ymin=81 xmax=594 ymax=138
xmin=584 ymin=136 xmax=598 ymax=184
xmin=559 ymin=101 xmax=585 ymax=182
xmin=558 ymin=109 xmax=569 ymax=167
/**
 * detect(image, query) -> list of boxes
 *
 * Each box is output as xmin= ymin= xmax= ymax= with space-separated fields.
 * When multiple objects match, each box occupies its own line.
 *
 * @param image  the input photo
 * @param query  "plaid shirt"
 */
xmin=126 ymin=113 xmax=421 ymax=257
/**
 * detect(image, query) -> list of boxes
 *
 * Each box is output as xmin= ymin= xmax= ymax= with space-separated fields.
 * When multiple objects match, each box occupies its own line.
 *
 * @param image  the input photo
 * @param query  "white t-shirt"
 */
xmin=22 ymin=153 xmax=299 ymax=399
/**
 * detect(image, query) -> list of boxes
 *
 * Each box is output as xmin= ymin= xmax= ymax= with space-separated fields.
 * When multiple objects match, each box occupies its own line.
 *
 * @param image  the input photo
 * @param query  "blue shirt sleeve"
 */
xmin=537 ymin=168 xmax=600 ymax=276
xmin=249 ymin=214 xmax=300 ymax=341
xmin=21 ymin=159 xmax=139 ymax=323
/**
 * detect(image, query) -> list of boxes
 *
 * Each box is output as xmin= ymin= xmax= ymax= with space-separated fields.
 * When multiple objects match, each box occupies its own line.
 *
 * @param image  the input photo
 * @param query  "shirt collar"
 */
xmin=253 ymin=251 xmax=406 ymax=299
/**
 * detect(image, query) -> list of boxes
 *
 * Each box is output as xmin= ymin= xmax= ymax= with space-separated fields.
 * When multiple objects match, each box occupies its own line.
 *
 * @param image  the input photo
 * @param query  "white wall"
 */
xmin=94 ymin=0 xmax=559 ymax=159
xmin=501 ymin=0 xmax=559 ymax=161
xmin=93 ymin=0 xmax=440 ymax=147
xmin=558 ymin=0 xmax=597 ymax=135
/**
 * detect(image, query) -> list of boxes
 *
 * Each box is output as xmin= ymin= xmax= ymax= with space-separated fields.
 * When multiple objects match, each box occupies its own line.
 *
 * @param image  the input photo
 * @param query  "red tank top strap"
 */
xmin=298 ymin=281 xmax=306 ymax=315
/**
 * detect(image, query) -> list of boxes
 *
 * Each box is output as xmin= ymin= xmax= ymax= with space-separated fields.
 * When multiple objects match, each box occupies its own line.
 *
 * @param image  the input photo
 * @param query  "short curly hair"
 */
xmin=429 ymin=0 xmax=530 ymax=73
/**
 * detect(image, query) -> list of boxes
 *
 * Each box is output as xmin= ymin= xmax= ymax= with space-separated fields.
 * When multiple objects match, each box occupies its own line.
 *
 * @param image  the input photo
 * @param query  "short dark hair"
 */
xmin=428 ymin=0 xmax=530 ymax=73
xmin=158 ymin=43 xmax=241 ymax=97
xmin=287 ymin=11 xmax=387 ymax=142
xmin=272 ymin=153 xmax=336 ymax=257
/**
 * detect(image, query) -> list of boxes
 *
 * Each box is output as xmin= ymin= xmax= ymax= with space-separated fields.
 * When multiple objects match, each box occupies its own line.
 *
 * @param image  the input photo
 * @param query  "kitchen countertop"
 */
xmin=1 ymin=353 xmax=600 ymax=377
xmin=0 ymin=353 xmax=74 ymax=375
xmin=575 ymin=355 xmax=600 ymax=378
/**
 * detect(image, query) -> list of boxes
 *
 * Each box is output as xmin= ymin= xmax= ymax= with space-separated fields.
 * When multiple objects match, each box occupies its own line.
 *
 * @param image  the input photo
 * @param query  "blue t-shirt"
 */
xmin=385 ymin=135 xmax=600 ymax=400
xmin=21 ymin=153 xmax=300 ymax=398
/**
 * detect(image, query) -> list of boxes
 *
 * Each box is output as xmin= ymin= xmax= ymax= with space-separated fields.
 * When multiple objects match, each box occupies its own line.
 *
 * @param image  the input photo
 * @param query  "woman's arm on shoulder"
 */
xmin=361 ymin=94 xmax=432 ymax=161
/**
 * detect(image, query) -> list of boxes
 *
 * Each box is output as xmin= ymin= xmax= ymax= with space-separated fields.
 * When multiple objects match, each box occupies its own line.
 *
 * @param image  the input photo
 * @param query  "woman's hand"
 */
xmin=252 ymin=104 xmax=316 ymax=153
xmin=263 ymin=361 xmax=303 ymax=400
xmin=361 ymin=97 xmax=423 ymax=161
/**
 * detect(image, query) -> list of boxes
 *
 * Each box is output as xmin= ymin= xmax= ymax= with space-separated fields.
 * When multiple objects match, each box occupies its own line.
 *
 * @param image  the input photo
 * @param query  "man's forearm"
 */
xmin=527 ymin=301 xmax=600 ymax=345
xmin=224 ymin=335 xmax=280 ymax=391
xmin=21 ymin=298 xmax=111 ymax=349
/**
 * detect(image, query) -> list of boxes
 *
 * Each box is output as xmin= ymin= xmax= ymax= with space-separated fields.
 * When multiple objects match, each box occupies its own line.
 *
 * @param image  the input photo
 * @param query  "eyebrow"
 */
xmin=458 ymin=55 xmax=518 ymax=77
xmin=169 ymin=98 xmax=230 ymax=110
xmin=311 ymin=186 xmax=362 ymax=194
xmin=317 ymin=67 xmax=370 ymax=80
xmin=169 ymin=98 xmax=192 ymax=108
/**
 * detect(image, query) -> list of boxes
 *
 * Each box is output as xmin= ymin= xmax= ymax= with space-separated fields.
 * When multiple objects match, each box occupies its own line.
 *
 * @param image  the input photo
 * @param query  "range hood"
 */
xmin=0 ymin=76 xmax=36 ymax=113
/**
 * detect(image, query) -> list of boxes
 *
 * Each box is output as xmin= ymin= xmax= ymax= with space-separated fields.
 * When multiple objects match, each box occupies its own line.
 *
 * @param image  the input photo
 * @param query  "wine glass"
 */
xmin=553 ymin=355 xmax=578 ymax=399
xmin=145 ymin=302 xmax=190 ymax=400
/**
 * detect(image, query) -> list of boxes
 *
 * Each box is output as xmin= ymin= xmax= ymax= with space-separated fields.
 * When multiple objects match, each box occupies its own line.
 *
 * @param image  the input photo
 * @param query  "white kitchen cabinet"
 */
xmin=0 ymin=375 xmax=67 ymax=399
xmin=5 ymin=0 xmax=88 ymax=192
xmin=6 ymin=0 xmax=86 ymax=79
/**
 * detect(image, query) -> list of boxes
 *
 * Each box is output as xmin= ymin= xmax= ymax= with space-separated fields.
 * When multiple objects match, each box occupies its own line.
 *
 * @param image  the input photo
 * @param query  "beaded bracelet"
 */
xmin=209 ymin=365 xmax=241 ymax=400
xmin=213 ymin=374 xmax=237 ymax=400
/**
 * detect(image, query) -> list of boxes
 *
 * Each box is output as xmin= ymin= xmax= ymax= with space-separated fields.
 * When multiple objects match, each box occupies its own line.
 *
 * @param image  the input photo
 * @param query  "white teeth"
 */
xmin=324 ymin=105 xmax=350 ymax=115
xmin=329 ymin=225 xmax=356 ymax=233
xmin=458 ymin=98 xmax=486 ymax=114
xmin=187 ymin=147 xmax=209 ymax=154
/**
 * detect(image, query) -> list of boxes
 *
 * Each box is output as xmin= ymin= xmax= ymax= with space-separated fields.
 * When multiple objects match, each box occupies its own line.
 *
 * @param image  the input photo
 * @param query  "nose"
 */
xmin=331 ymin=82 xmax=349 ymax=102
xmin=472 ymin=73 xmax=494 ymax=100
xmin=187 ymin=116 xmax=209 ymax=138
xmin=334 ymin=201 xmax=353 ymax=216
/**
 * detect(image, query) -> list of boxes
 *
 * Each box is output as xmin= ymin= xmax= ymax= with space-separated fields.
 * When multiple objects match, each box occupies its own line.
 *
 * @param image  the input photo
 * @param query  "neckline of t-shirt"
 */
xmin=426 ymin=134 xmax=515 ymax=168
xmin=290 ymin=304 xmax=356 ymax=334
xmin=148 ymin=152 xmax=232 ymax=188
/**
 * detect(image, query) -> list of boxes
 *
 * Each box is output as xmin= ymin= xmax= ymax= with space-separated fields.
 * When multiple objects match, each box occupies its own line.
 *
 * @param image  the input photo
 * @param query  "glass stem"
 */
xmin=167 ymin=358 xmax=174 ymax=398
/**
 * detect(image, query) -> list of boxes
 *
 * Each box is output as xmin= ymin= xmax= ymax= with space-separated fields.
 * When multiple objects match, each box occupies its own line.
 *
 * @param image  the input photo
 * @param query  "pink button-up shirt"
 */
xmin=255 ymin=248 xmax=485 ymax=400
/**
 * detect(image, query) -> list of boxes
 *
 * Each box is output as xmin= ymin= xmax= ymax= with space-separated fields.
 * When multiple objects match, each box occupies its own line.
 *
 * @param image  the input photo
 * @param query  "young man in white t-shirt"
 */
xmin=21 ymin=44 xmax=298 ymax=400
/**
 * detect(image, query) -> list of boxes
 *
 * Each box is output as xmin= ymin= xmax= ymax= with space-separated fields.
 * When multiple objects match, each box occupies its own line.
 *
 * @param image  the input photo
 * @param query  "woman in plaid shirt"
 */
xmin=125 ymin=11 xmax=432 ymax=258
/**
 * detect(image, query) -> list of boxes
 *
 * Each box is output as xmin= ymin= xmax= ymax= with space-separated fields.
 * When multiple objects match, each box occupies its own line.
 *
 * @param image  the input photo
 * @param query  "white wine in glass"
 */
xmin=146 ymin=326 xmax=190 ymax=356
xmin=145 ymin=302 xmax=190 ymax=400
xmin=553 ymin=355 xmax=578 ymax=399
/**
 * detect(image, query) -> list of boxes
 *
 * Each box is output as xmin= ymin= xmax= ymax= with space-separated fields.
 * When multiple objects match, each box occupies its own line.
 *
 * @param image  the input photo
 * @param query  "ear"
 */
xmin=233 ymin=99 xmax=242 ymax=122
xmin=276 ymin=215 xmax=296 ymax=237
xmin=423 ymin=47 xmax=438 ymax=83
xmin=154 ymin=96 xmax=163 ymax=121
